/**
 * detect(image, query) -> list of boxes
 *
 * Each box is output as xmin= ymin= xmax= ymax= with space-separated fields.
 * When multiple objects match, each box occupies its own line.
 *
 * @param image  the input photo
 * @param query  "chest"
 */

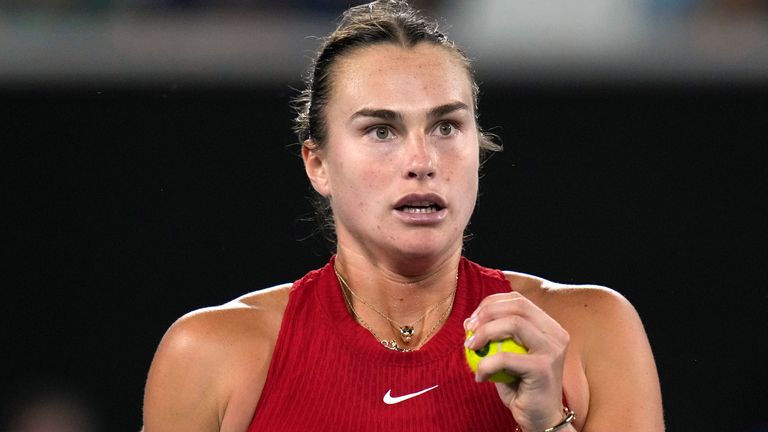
xmin=250 ymin=345 xmax=516 ymax=431
xmin=562 ymin=347 xmax=590 ymax=431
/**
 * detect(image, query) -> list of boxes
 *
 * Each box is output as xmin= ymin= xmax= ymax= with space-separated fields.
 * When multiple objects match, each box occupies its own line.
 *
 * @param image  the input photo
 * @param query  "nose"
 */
xmin=405 ymin=133 xmax=435 ymax=180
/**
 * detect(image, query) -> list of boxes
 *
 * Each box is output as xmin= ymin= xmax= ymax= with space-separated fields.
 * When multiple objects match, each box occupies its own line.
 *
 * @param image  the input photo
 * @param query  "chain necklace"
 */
xmin=335 ymin=268 xmax=456 ymax=344
xmin=334 ymin=265 xmax=457 ymax=352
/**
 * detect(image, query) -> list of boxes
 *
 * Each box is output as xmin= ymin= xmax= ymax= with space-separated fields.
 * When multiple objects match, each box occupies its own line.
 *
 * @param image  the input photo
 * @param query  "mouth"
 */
xmin=393 ymin=194 xmax=447 ymax=215
xmin=395 ymin=201 xmax=444 ymax=214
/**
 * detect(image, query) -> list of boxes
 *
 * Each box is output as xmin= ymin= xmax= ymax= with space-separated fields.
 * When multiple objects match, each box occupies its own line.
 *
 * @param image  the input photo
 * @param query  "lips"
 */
xmin=393 ymin=193 xmax=446 ymax=213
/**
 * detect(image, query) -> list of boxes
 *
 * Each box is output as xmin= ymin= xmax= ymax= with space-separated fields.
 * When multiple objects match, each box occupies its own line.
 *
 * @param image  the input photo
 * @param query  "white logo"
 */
xmin=383 ymin=385 xmax=439 ymax=405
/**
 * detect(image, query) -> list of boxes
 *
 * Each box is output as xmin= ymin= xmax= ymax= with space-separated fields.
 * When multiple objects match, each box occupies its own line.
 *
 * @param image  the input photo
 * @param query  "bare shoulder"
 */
xmin=503 ymin=271 xmax=664 ymax=430
xmin=143 ymin=283 xmax=292 ymax=432
xmin=159 ymin=282 xmax=292 ymax=362
xmin=502 ymin=270 xmax=647 ymax=362
xmin=502 ymin=270 xmax=638 ymax=330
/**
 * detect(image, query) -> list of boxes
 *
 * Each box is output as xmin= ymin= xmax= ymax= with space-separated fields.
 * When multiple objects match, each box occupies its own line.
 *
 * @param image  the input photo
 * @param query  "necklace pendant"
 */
xmin=381 ymin=339 xmax=402 ymax=351
xmin=399 ymin=326 xmax=415 ymax=343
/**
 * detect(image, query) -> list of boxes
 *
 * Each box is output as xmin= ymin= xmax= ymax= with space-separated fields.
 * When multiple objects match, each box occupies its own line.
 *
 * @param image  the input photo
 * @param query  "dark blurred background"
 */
xmin=1 ymin=1 xmax=767 ymax=431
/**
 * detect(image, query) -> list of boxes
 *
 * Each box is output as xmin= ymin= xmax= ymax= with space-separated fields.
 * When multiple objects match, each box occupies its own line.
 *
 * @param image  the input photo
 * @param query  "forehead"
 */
xmin=329 ymin=42 xmax=475 ymax=117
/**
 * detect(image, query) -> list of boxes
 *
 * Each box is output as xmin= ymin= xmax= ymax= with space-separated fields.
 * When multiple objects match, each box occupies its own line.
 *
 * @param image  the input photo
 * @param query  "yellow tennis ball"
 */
xmin=465 ymin=330 xmax=528 ymax=383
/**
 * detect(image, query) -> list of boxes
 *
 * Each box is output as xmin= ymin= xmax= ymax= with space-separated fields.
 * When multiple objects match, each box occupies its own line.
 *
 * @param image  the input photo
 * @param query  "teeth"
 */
xmin=401 ymin=206 xmax=438 ymax=213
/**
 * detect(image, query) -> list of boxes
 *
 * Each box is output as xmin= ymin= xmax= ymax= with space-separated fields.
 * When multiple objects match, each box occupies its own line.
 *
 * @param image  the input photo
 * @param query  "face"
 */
xmin=303 ymin=42 xmax=480 ymax=262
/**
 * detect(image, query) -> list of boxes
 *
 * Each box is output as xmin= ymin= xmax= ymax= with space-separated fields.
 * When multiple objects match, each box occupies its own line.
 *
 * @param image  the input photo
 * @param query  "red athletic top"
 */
xmin=248 ymin=257 xmax=519 ymax=431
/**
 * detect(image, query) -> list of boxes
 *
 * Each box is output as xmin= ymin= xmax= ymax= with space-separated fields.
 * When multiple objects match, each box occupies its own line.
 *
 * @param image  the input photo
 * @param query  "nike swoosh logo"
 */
xmin=383 ymin=385 xmax=439 ymax=405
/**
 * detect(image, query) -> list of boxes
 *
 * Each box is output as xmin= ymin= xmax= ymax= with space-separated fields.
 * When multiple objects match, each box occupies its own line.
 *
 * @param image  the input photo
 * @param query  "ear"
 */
xmin=302 ymin=139 xmax=331 ymax=197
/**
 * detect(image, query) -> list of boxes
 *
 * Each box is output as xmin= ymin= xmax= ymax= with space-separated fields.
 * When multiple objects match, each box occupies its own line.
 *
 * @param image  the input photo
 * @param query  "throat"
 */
xmin=334 ymin=264 xmax=459 ymax=352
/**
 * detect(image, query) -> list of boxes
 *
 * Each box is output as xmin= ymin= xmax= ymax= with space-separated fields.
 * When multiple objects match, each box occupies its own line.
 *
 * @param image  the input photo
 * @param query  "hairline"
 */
xmin=314 ymin=41 xmax=479 ymax=146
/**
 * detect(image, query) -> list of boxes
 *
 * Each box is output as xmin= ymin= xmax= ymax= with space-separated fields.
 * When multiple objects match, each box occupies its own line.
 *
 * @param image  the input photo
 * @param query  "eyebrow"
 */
xmin=350 ymin=108 xmax=403 ymax=122
xmin=350 ymin=102 xmax=470 ymax=123
xmin=427 ymin=102 xmax=470 ymax=120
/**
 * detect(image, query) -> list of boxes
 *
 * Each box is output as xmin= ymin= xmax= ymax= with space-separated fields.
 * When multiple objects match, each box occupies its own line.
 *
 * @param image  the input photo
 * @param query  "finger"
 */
xmin=471 ymin=295 xmax=535 ymax=325
xmin=470 ymin=292 xmax=525 ymax=317
xmin=467 ymin=298 xmax=564 ymax=346
xmin=465 ymin=292 xmax=528 ymax=330
xmin=466 ymin=312 xmax=545 ymax=352
xmin=475 ymin=350 xmax=563 ymax=388
xmin=474 ymin=350 xmax=536 ymax=383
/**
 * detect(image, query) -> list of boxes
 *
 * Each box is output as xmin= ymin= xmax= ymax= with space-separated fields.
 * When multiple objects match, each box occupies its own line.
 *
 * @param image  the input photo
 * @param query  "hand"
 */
xmin=464 ymin=292 xmax=570 ymax=432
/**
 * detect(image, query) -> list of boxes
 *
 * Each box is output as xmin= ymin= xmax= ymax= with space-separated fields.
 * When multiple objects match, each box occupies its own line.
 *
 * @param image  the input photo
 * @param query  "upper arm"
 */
xmin=142 ymin=287 xmax=290 ymax=432
xmin=142 ymin=313 xmax=226 ymax=432
xmin=579 ymin=289 xmax=664 ymax=431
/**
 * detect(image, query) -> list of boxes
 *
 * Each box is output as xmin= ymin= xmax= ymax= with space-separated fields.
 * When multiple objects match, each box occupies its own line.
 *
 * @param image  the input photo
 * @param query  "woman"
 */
xmin=143 ymin=1 xmax=664 ymax=431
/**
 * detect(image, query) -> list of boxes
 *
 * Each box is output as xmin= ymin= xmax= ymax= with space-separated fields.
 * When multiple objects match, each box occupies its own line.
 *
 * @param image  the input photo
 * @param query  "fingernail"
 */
xmin=475 ymin=373 xmax=482 ymax=383
xmin=464 ymin=335 xmax=475 ymax=348
xmin=465 ymin=317 xmax=478 ymax=331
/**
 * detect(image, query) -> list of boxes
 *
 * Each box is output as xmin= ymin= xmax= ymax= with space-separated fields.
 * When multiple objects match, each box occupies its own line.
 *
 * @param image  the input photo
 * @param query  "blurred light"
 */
xmin=0 ymin=0 xmax=766 ymax=85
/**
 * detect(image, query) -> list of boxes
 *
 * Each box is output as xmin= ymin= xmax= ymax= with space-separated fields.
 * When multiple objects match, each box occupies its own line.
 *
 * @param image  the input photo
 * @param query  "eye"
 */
xmin=435 ymin=121 xmax=458 ymax=137
xmin=375 ymin=126 xmax=390 ymax=140
xmin=367 ymin=125 xmax=394 ymax=141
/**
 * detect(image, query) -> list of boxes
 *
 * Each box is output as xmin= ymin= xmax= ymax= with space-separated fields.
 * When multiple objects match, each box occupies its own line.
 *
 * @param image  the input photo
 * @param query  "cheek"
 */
xmin=447 ymin=152 xmax=480 ymax=213
xmin=348 ymin=156 xmax=396 ymax=191
xmin=445 ymin=149 xmax=479 ymax=186
xmin=329 ymin=158 xmax=392 ymax=213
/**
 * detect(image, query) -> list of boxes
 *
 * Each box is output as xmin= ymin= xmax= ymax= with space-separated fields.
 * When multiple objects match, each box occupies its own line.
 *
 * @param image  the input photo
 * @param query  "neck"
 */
xmin=335 ymin=246 xmax=460 ymax=309
xmin=333 ymin=246 xmax=461 ymax=349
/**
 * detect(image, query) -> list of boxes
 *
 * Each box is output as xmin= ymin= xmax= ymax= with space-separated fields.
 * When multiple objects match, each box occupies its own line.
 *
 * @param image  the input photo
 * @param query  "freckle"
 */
xmin=583 ymin=304 xmax=588 ymax=308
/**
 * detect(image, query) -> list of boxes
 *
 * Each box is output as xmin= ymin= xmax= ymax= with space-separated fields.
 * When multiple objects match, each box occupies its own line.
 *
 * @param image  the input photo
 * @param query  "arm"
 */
xmin=466 ymin=281 xmax=664 ymax=431
xmin=142 ymin=286 xmax=288 ymax=432
xmin=578 ymin=288 xmax=664 ymax=431
xmin=142 ymin=312 xmax=225 ymax=431
xmin=466 ymin=291 xmax=574 ymax=432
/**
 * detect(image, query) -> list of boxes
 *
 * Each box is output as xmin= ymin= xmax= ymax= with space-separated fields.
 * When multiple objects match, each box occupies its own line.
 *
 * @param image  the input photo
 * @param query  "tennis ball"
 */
xmin=465 ymin=330 xmax=527 ymax=383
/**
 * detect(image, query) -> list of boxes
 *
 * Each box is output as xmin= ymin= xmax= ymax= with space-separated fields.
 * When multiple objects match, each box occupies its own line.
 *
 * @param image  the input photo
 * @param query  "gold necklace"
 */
xmin=334 ymin=266 xmax=457 ymax=352
xmin=335 ymin=268 xmax=455 ymax=344
xmin=339 ymin=278 xmax=455 ymax=352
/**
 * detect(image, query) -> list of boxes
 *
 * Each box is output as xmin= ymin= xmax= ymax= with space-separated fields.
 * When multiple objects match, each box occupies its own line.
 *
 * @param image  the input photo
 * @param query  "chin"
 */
xmin=389 ymin=233 xmax=461 ymax=263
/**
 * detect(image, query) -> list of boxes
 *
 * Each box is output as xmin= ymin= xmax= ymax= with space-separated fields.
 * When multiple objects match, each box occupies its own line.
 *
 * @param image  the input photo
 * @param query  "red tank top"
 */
xmin=248 ymin=257 xmax=519 ymax=431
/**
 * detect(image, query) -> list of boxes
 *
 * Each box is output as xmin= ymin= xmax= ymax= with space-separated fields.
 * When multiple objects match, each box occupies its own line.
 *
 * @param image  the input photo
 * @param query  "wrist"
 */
xmin=515 ymin=407 xmax=576 ymax=432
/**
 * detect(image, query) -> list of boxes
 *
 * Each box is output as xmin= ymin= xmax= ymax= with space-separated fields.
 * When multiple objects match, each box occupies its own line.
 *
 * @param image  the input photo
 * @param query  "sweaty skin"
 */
xmin=143 ymin=272 xmax=663 ymax=431
xmin=142 ymin=42 xmax=663 ymax=432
